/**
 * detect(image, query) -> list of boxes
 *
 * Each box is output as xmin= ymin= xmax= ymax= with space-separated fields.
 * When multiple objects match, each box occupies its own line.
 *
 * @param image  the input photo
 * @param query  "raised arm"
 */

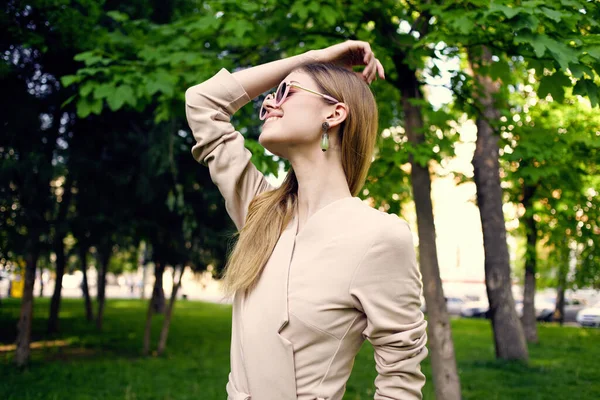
xmin=184 ymin=50 xmax=328 ymax=230
xmin=184 ymin=41 xmax=384 ymax=230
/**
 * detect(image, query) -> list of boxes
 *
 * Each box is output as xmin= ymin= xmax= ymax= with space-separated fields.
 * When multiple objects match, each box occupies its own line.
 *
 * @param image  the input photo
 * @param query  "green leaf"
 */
xmin=166 ymin=190 xmax=175 ymax=211
xmin=490 ymin=59 xmax=511 ymax=83
xmin=450 ymin=15 xmax=474 ymax=35
xmin=61 ymin=94 xmax=76 ymax=109
xmin=89 ymin=97 xmax=103 ymax=115
xmin=147 ymin=70 xmax=176 ymax=97
xmin=171 ymin=36 xmax=192 ymax=49
xmin=188 ymin=14 xmax=220 ymax=33
xmin=573 ymin=79 xmax=599 ymax=107
xmin=513 ymin=15 xmax=540 ymax=32
xmin=139 ymin=46 xmax=159 ymax=61
xmin=61 ymin=75 xmax=80 ymax=87
xmin=291 ymin=1 xmax=309 ymax=20
xmin=76 ymin=98 xmax=92 ymax=118
xmin=78 ymin=67 xmax=103 ymax=77
xmin=569 ymin=63 xmax=594 ymax=79
xmin=74 ymin=51 xmax=103 ymax=67
xmin=322 ymin=6 xmax=337 ymax=26
xmin=515 ymin=33 xmax=547 ymax=58
xmin=154 ymin=103 xmax=171 ymax=123
xmin=224 ymin=19 xmax=253 ymax=39
xmin=79 ymin=82 xmax=94 ymax=97
xmin=560 ymin=0 xmax=583 ymax=8
xmin=106 ymin=84 xmax=135 ymax=111
xmin=515 ymin=33 xmax=579 ymax=70
xmin=488 ymin=4 xmax=522 ymax=19
xmin=539 ymin=7 xmax=565 ymax=23
xmin=93 ymin=84 xmax=114 ymax=100
xmin=106 ymin=11 xmax=129 ymax=22
xmin=584 ymin=46 xmax=600 ymax=60
xmin=538 ymin=72 xmax=570 ymax=103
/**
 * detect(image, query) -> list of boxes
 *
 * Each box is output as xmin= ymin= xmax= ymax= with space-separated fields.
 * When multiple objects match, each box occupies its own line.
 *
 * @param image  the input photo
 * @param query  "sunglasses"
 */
xmin=259 ymin=80 xmax=340 ymax=120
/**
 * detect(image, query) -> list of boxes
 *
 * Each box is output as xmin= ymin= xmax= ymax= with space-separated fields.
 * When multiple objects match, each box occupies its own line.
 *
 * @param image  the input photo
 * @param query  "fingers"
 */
xmin=364 ymin=60 xmax=376 ymax=84
xmin=362 ymin=56 xmax=381 ymax=84
xmin=376 ymin=59 xmax=385 ymax=80
xmin=362 ymin=59 xmax=372 ymax=82
xmin=345 ymin=40 xmax=386 ymax=84
xmin=359 ymin=41 xmax=373 ymax=64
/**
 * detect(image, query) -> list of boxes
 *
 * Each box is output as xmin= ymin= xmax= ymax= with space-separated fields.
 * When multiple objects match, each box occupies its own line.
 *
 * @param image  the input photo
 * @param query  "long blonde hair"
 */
xmin=220 ymin=63 xmax=379 ymax=297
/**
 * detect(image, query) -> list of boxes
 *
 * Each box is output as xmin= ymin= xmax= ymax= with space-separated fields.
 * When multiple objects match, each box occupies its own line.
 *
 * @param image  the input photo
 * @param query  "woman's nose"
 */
xmin=262 ymin=93 xmax=279 ymax=113
xmin=263 ymin=93 xmax=276 ymax=108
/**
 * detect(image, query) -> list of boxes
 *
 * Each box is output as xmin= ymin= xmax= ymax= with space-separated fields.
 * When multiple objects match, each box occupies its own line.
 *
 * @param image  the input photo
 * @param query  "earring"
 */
xmin=321 ymin=122 xmax=330 ymax=152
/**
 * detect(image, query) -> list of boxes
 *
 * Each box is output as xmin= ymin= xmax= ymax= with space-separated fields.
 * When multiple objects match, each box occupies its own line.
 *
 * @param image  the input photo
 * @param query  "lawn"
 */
xmin=1 ymin=297 xmax=598 ymax=399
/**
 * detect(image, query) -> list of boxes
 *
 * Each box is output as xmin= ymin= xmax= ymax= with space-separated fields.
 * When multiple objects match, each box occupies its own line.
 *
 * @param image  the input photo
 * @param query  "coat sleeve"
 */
xmin=185 ymin=68 xmax=274 ymax=231
xmin=349 ymin=216 xmax=429 ymax=400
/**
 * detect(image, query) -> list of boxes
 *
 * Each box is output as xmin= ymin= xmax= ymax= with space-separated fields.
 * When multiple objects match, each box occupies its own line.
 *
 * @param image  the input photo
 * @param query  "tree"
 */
xmin=467 ymin=46 xmax=528 ymax=358
xmin=509 ymin=90 xmax=600 ymax=326
xmin=428 ymin=0 xmax=600 ymax=359
xmin=47 ymin=174 xmax=74 ymax=333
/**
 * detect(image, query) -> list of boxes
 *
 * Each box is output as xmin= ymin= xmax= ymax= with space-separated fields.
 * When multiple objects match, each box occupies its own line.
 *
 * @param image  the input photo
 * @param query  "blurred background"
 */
xmin=1 ymin=1 xmax=599 ymax=399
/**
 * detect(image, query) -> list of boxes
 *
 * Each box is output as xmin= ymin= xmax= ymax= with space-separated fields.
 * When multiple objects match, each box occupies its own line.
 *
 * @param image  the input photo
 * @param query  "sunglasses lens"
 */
xmin=276 ymin=82 xmax=287 ymax=103
xmin=259 ymin=103 xmax=267 ymax=119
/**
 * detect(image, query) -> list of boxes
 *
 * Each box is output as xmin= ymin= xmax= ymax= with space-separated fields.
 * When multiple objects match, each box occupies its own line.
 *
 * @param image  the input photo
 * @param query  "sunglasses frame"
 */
xmin=259 ymin=80 xmax=340 ymax=120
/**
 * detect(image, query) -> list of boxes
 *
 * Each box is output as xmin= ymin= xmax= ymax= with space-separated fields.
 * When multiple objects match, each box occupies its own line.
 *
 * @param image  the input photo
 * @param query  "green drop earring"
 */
xmin=321 ymin=122 xmax=330 ymax=152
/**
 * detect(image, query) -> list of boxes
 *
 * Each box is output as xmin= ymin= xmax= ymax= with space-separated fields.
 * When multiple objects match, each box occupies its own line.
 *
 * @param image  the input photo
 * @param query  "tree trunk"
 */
xmin=141 ymin=262 xmax=148 ymax=300
xmin=143 ymin=260 xmax=164 ymax=356
xmin=95 ymin=246 xmax=110 ymax=331
xmin=139 ymin=241 xmax=148 ymax=299
xmin=395 ymin=61 xmax=462 ymax=399
xmin=521 ymin=184 xmax=538 ymax=343
xmin=79 ymin=243 xmax=94 ymax=322
xmin=15 ymin=246 xmax=39 ymax=367
xmin=151 ymin=262 xmax=166 ymax=314
xmin=555 ymin=284 xmax=566 ymax=325
xmin=554 ymin=243 xmax=569 ymax=325
xmin=157 ymin=265 xmax=184 ymax=356
xmin=142 ymin=290 xmax=155 ymax=356
xmin=48 ymin=235 xmax=66 ymax=333
xmin=468 ymin=46 xmax=528 ymax=360
xmin=38 ymin=267 xmax=44 ymax=298
xmin=47 ymin=175 xmax=73 ymax=333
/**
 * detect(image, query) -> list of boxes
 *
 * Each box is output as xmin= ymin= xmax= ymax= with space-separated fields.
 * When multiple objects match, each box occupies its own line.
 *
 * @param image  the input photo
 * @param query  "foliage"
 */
xmin=503 ymin=76 xmax=600 ymax=289
xmin=427 ymin=0 xmax=600 ymax=107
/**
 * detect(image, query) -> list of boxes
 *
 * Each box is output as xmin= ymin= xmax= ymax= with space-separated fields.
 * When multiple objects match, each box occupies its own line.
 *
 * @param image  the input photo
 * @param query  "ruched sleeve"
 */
xmin=185 ymin=68 xmax=274 ymax=230
xmin=349 ymin=216 xmax=428 ymax=399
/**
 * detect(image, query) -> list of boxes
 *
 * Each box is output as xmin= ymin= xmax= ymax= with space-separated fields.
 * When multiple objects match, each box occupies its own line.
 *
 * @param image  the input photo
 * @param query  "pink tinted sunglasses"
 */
xmin=259 ymin=80 xmax=340 ymax=120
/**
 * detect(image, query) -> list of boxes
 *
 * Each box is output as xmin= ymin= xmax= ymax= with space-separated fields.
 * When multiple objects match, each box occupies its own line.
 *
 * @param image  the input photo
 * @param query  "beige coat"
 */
xmin=185 ymin=69 xmax=428 ymax=400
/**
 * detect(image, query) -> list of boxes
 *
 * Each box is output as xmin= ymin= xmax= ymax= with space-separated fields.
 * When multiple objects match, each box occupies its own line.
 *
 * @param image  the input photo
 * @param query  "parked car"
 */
xmin=460 ymin=299 xmax=490 ymax=318
xmin=530 ymin=297 xmax=556 ymax=322
xmin=462 ymin=298 xmax=524 ymax=319
xmin=515 ymin=296 xmax=586 ymax=322
xmin=62 ymin=272 xmax=83 ymax=289
xmin=445 ymin=296 xmax=468 ymax=315
xmin=419 ymin=295 xmax=471 ymax=315
xmin=576 ymin=302 xmax=600 ymax=327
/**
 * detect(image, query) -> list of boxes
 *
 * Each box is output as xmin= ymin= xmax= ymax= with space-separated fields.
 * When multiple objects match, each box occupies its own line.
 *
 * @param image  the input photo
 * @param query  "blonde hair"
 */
xmin=220 ymin=63 xmax=379 ymax=297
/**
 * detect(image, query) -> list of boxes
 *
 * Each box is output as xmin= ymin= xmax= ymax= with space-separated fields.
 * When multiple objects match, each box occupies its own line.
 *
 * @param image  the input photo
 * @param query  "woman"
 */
xmin=185 ymin=40 xmax=428 ymax=400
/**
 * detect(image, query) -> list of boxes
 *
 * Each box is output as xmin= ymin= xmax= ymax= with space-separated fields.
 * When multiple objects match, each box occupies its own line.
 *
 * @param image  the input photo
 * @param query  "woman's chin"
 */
xmin=259 ymin=136 xmax=286 ymax=158
xmin=258 ymin=129 xmax=281 ymax=146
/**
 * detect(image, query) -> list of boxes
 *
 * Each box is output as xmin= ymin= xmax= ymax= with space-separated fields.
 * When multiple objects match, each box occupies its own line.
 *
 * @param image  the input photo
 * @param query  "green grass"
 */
xmin=1 ymin=297 xmax=599 ymax=399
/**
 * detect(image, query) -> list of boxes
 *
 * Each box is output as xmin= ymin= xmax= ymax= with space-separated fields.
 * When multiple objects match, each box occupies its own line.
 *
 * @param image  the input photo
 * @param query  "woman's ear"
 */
xmin=325 ymin=103 xmax=348 ymax=129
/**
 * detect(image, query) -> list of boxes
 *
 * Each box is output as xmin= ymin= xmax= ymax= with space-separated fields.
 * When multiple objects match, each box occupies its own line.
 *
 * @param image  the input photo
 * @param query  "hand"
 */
xmin=309 ymin=40 xmax=385 ymax=84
